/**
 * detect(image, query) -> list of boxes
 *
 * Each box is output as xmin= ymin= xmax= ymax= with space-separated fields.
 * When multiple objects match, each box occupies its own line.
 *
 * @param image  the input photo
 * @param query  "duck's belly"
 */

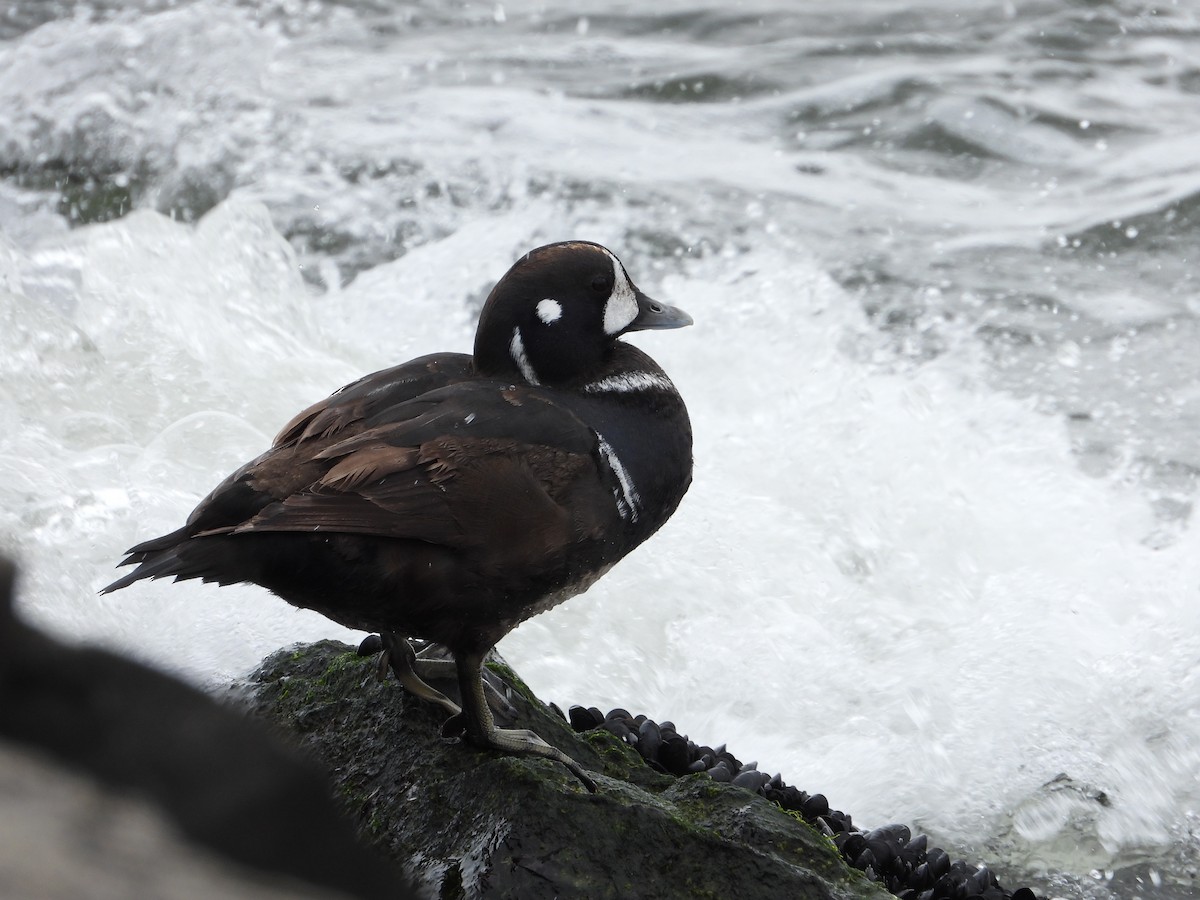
xmin=217 ymin=531 xmax=615 ymax=653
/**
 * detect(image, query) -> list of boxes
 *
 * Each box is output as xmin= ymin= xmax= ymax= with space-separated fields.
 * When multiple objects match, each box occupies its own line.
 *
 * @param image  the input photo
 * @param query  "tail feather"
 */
xmin=101 ymin=534 xmax=221 ymax=594
xmin=103 ymin=477 xmax=272 ymax=593
xmin=119 ymin=524 xmax=199 ymax=565
xmin=101 ymin=551 xmax=184 ymax=594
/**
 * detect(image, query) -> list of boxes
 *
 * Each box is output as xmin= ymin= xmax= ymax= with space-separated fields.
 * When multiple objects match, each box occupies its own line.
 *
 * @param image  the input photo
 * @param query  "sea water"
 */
xmin=2 ymin=2 xmax=1198 ymax=896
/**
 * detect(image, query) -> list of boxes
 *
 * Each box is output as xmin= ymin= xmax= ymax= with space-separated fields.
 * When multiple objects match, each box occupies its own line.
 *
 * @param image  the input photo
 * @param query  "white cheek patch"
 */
xmin=509 ymin=327 xmax=539 ymax=385
xmin=536 ymin=298 xmax=562 ymax=324
xmin=601 ymin=249 xmax=639 ymax=335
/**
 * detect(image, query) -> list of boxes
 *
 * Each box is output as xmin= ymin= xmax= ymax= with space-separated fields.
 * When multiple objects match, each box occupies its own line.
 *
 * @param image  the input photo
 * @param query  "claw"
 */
xmin=441 ymin=712 xmax=466 ymax=739
xmin=361 ymin=632 xmax=462 ymax=718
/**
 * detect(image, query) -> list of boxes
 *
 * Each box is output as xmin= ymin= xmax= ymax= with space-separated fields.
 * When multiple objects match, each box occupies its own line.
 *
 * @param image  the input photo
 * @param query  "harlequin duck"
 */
xmin=103 ymin=241 xmax=693 ymax=791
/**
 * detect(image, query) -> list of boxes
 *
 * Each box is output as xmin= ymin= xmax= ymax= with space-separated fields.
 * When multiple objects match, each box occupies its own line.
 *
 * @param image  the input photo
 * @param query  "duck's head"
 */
xmin=473 ymin=241 xmax=692 ymax=386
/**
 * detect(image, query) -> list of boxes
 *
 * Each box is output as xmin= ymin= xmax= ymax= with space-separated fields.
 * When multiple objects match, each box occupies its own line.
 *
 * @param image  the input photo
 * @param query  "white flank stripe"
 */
xmin=584 ymin=371 xmax=676 ymax=394
xmin=596 ymin=434 xmax=640 ymax=522
xmin=601 ymin=249 xmax=639 ymax=335
xmin=510 ymin=327 xmax=539 ymax=384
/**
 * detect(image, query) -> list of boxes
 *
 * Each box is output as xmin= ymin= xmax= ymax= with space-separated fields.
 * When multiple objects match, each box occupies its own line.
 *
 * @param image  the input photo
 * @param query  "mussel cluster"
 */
xmin=561 ymin=705 xmax=1038 ymax=900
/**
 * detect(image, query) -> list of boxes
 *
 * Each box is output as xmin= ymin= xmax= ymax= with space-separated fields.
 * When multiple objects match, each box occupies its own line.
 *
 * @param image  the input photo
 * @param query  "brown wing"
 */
xmin=273 ymin=353 xmax=473 ymax=447
xmin=205 ymin=387 xmax=618 ymax=567
xmin=221 ymin=436 xmax=606 ymax=569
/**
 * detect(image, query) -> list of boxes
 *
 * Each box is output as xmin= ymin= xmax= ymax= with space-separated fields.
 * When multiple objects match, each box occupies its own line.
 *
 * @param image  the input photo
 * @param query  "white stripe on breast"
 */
xmin=596 ymin=433 xmax=640 ymax=523
xmin=584 ymin=371 xmax=676 ymax=394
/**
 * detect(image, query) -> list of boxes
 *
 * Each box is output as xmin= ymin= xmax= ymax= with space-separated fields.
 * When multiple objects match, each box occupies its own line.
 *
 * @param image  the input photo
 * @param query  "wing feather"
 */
xmin=273 ymin=353 xmax=473 ymax=447
xmin=200 ymin=381 xmax=617 ymax=562
xmin=320 ymin=445 xmax=422 ymax=491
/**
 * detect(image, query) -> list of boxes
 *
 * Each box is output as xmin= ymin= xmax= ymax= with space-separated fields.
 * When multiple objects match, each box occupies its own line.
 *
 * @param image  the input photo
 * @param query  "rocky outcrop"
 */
xmin=245 ymin=640 xmax=892 ymax=900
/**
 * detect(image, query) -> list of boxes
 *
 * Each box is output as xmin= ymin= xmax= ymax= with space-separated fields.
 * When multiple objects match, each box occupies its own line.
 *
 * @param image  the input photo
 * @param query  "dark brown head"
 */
xmin=472 ymin=241 xmax=692 ymax=386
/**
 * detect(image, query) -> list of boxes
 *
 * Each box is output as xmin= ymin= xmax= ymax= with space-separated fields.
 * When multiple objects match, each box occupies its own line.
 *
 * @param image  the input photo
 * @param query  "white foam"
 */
xmin=2 ymin=200 xmax=359 ymax=683
xmin=4 ymin=209 xmax=1198 ymax=870
xmin=2 ymin=4 xmax=1198 ymax=882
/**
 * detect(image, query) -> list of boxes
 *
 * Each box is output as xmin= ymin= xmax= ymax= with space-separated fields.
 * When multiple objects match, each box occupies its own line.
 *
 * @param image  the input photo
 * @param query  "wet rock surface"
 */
xmin=245 ymin=640 xmax=1038 ymax=900
xmin=247 ymin=641 xmax=889 ymax=900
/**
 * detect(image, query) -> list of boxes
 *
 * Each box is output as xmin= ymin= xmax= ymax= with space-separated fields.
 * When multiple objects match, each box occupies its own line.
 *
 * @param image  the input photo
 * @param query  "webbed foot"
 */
xmin=455 ymin=650 xmax=597 ymax=793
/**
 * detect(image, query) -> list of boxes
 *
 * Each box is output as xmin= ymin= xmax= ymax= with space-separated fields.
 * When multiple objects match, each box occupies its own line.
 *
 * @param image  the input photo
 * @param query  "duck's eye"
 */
xmin=591 ymin=273 xmax=612 ymax=292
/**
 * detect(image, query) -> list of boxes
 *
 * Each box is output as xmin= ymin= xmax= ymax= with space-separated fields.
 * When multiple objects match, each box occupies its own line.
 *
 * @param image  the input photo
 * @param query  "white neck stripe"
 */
xmin=510 ymin=327 xmax=539 ymax=385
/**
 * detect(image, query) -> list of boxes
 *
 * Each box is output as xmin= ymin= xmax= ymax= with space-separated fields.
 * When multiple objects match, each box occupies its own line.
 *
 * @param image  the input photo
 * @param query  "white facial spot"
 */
xmin=601 ymin=249 xmax=639 ymax=335
xmin=509 ymin=327 xmax=539 ymax=385
xmin=536 ymin=298 xmax=562 ymax=324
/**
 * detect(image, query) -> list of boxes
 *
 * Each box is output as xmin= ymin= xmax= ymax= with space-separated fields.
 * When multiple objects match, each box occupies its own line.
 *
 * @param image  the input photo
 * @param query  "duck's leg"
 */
xmin=414 ymin=643 xmax=519 ymax=719
xmin=358 ymin=634 xmax=518 ymax=719
xmin=357 ymin=632 xmax=461 ymax=718
xmin=455 ymin=650 xmax=597 ymax=792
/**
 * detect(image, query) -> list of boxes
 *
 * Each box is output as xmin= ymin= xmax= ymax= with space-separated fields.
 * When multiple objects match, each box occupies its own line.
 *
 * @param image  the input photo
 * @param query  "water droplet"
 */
xmin=1056 ymin=341 xmax=1082 ymax=368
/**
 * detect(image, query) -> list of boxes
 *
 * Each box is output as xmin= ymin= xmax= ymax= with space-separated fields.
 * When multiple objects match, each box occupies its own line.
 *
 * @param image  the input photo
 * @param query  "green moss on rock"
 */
xmin=245 ymin=641 xmax=890 ymax=900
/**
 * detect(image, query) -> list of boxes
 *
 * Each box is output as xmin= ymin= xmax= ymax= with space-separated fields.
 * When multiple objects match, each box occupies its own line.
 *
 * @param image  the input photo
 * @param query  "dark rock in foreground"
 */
xmin=0 ymin=557 xmax=413 ymax=900
xmin=246 ymin=640 xmax=891 ymax=900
